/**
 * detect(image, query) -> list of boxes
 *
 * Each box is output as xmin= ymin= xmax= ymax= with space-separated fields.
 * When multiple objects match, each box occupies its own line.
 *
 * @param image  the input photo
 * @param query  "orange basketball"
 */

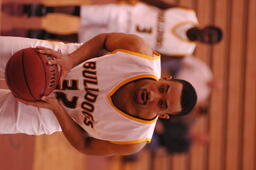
xmin=5 ymin=48 xmax=60 ymax=101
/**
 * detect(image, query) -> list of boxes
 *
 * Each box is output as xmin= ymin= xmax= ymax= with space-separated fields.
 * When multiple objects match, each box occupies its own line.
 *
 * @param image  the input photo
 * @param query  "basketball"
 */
xmin=5 ymin=47 xmax=60 ymax=101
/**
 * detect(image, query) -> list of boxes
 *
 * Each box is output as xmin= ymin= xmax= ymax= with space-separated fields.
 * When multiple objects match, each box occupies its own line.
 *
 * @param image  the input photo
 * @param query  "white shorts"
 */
xmin=0 ymin=89 xmax=61 ymax=135
xmin=0 ymin=36 xmax=81 ymax=135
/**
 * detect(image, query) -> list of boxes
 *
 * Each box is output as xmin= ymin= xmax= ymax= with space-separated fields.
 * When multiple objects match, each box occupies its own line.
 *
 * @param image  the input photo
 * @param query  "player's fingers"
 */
xmin=58 ymin=72 xmax=68 ymax=89
xmin=15 ymin=97 xmax=46 ymax=107
xmin=41 ymin=96 xmax=61 ymax=110
xmin=59 ymin=77 xmax=63 ymax=89
xmin=41 ymin=96 xmax=57 ymax=103
xmin=48 ymin=58 xmax=62 ymax=65
xmin=36 ymin=46 xmax=62 ymax=59
xmin=36 ymin=46 xmax=57 ymax=52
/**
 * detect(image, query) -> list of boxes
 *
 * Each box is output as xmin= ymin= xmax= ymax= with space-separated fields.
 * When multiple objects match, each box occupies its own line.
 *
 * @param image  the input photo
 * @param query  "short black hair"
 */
xmin=169 ymin=79 xmax=197 ymax=117
xmin=205 ymin=25 xmax=223 ymax=44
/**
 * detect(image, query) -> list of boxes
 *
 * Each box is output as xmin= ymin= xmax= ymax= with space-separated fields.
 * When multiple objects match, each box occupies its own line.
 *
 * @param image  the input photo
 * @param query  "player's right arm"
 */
xmin=47 ymin=97 xmax=146 ymax=156
xmin=17 ymin=96 xmax=146 ymax=156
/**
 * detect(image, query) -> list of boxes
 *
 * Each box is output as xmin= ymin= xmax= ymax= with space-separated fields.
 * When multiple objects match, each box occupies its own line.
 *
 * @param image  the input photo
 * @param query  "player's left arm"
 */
xmin=38 ymin=33 xmax=153 ymax=70
xmin=37 ymin=33 xmax=153 ymax=83
xmin=140 ymin=0 xmax=178 ymax=9
xmin=69 ymin=32 xmax=153 ymax=67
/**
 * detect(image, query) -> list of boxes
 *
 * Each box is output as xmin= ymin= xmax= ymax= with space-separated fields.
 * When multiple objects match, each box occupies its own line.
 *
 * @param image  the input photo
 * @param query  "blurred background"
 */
xmin=0 ymin=0 xmax=256 ymax=170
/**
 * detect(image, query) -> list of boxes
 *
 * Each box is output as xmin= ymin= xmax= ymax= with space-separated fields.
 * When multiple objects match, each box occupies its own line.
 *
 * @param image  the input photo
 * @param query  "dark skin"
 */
xmin=139 ymin=0 xmax=178 ymax=9
xmin=186 ymin=27 xmax=220 ymax=44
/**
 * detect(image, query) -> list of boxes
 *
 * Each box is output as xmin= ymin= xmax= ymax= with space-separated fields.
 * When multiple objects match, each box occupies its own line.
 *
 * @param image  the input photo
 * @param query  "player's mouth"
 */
xmin=136 ymin=88 xmax=149 ymax=105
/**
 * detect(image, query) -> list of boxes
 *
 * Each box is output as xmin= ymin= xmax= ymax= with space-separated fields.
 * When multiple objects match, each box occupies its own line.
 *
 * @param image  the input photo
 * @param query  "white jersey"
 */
xmin=79 ymin=3 xmax=198 ymax=56
xmin=0 ymin=36 xmax=161 ymax=144
xmin=156 ymin=8 xmax=198 ymax=56
xmin=57 ymin=49 xmax=161 ymax=143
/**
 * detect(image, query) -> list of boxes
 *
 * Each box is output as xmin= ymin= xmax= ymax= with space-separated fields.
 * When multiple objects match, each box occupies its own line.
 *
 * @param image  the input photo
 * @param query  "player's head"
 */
xmin=132 ymin=77 xmax=197 ymax=119
xmin=199 ymin=25 xmax=223 ymax=44
xmin=160 ymin=78 xmax=198 ymax=118
xmin=187 ymin=25 xmax=223 ymax=44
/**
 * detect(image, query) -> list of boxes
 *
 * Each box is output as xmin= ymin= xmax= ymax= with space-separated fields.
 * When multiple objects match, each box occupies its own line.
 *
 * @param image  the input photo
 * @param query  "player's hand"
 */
xmin=36 ymin=46 xmax=73 ymax=89
xmin=15 ymin=96 xmax=62 ymax=112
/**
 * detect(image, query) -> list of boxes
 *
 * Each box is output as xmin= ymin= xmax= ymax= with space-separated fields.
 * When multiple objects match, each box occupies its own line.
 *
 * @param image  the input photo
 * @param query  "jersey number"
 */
xmin=136 ymin=25 xmax=152 ymax=34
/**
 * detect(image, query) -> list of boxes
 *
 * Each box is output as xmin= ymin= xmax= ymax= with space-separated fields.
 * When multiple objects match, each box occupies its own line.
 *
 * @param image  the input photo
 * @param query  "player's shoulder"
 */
xmin=117 ymin=34 xmax=154 ymax=57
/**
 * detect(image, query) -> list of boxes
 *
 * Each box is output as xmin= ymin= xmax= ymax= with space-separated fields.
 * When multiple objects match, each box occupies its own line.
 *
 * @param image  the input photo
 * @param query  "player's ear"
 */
xmin=159 ymin=113 xmax=170 ymax=119
xmin=162 ymin=76 xmax=172 ymax=80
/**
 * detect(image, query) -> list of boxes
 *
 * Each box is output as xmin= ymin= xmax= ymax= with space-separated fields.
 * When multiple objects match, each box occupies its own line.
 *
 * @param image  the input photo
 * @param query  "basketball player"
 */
xmin=78 ymin=2 xmax=223 ymax=56
xmin=0 ymin=33 xmax=197 ymax=156
xmin=2 ymin=1 xmax=223 ymax=56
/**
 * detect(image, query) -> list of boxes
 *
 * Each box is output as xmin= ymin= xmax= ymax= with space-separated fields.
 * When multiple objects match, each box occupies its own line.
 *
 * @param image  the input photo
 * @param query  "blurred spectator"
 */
xmin=162 ymin=55 xmax=220 ymax=104
xmin=122 ymin=118 xmax=208 ymax=162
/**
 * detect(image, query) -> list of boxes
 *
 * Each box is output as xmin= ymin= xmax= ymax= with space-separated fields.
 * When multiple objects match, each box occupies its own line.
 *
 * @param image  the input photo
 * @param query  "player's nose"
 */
xmin=148 ymin=89 xmax=161 ymax=103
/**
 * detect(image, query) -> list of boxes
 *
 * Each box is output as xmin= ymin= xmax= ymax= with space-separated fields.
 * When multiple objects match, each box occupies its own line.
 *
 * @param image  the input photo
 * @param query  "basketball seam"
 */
xmin=37 ymin=51 xmax=48 ymax=96
xmin=22 ymin=52 xmax=37 ymax=101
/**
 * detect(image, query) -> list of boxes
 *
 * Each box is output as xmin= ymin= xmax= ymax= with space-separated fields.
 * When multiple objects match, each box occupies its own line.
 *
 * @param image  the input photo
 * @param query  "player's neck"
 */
xmin=111 ymin=79 xmax=138 ymax=116
xmin=111 ymin=78 xmax=157 ymax=119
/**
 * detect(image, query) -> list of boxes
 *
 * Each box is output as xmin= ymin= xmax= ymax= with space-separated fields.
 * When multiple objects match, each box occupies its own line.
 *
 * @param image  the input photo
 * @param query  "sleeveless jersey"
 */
xmin=79 ymin=3 xmax=198 ymax=56
xmin=155 ymin=8 xmax=198 ymax=56
xmin=54 ymin=49 xmax=161 ymax=144
xmin=0 ymin=36 xmax=160 ymax=140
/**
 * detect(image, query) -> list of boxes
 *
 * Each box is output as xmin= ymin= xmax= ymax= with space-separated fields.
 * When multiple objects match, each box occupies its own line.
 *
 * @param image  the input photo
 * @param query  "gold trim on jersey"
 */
xmin=174 ymin=7 xmax=197 ymax=13
xmin=165 ymin=53 xmax=194 ymax=56
xmin=107 ymin=75 xmax=159 ymax=124
xmin=115 ymin=0 xmax=138 ymax=5
xmin=110 ymin=137 xmax=151 ymax=144
xmin=111 ymin=49 xmax=160 ymax=60
xmin=170 ymin=21 xmax=199 ymax=43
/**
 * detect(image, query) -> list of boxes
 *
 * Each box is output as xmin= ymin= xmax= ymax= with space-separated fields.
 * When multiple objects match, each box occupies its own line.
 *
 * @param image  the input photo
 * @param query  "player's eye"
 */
xmin=158 ymin=99 xmax=167 ymax=109
xmin=159 ymin=85 xmax=165 ymax=93
xmin=159 ymin=85 xmax=169 ymax=93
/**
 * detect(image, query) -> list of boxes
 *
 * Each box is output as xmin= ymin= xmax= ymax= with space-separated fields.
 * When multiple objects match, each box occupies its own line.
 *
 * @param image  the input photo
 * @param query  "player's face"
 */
xmin=198 ymin=28 xmax=219 ymax=44
xmin=131 ymin=79 xmax=183 ymax=118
